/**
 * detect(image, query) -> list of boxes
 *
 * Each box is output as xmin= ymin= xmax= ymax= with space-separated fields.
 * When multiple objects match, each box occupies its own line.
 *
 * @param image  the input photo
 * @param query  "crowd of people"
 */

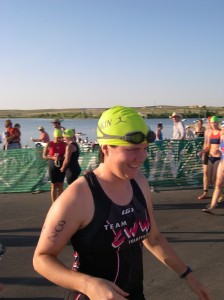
xmin=0 ymin=118 xmax=67 ymax=150
xmin=0 ymin=118 xmax=82 ymax=204
xmin=168 ymin=112 xmax=224 ymax=213
xmin=41 ymin=120 xmax=82 ymax=203
xmin=154 ymin=112 xmax=207 ymax=142
xmin=1 ymin=108 xmax=224 ymax=298
xmin=166 ymin=111 xmax=206 ymax=141
xmin=1 ymin=115 xmax=223 ymax=209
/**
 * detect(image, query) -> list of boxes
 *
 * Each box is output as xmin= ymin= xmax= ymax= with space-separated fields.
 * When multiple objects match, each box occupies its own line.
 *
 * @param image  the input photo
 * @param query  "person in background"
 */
xmin=3 ymin=120 xmax=21 ymax=150
xmin=155 ymin=122 xmax=163 ymax=140
xmin=194 ymin=119 xmax=206 ymax=138
xmin=33 ymin=106 xmax=211 ymax=300
xmin=31 ymin=126 xmax=50 ymax=143
xmin=197 ymin=116 xmax=221 ymax=200
xmin=202 ymin=121 xmax=224 ymax=213
xmin=197 ymin=116 xmax=212 ymax=200
xmin=60 ymin=129 xmax=81 ymax=185
xmin=169 ymin=112 xmax=186 ymax=140
xmin=14 ymin=123 xmax=22 ymax=148
xmin=43 ymin=129 xmax=67 ymax=203
xmin=51 ymin=119 xmax=66 ymax=132
xmin=72 ymin=129 xmax=77 ymax=142
xmin=185 ymin=126 xmax=195 ymax=140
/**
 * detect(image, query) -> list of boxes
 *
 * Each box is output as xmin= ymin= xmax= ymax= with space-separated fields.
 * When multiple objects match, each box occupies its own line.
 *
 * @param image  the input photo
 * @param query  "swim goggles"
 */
xmin=97 ymin=127 xmax=156 ymax=144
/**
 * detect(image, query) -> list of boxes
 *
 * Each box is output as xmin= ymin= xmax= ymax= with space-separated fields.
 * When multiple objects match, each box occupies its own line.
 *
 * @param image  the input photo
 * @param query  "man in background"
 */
xmin=169 ymin=112 xmax=186 ymax=140
xmin=31 ymin=126 xmax=50 ymax=143
xmin=51 ymin=119 xmax=66 ymax=132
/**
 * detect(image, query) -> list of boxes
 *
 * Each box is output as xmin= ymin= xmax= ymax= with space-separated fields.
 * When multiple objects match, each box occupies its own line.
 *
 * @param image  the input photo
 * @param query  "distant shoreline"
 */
xmin=0 ymin=105 xmax=223 ymax=119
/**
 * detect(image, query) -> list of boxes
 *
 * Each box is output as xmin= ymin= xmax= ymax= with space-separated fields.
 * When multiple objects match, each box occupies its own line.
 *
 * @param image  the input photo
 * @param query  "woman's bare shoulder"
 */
xmin=51 ymin=176 xmax=94 ymax=229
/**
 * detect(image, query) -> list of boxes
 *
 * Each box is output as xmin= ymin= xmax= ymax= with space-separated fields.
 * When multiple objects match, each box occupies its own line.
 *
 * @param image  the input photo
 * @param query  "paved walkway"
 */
xmin=0 ymin=188 xmax=224 ymax=299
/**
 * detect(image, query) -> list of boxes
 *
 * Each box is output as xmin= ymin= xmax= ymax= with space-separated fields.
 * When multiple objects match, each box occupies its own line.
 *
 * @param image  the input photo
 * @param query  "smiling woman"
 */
xmin=33 ymin=105 xmax=211 ymax=300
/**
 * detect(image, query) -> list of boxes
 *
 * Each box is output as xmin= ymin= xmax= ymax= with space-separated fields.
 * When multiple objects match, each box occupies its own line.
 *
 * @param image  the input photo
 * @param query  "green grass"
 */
xmin=0 ymin=105 xmax=223 ymax=119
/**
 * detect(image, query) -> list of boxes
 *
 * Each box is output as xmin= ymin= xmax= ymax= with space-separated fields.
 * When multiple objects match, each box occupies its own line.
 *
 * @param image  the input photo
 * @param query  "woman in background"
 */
xmin=198 ymin=116 xmax=221 ymax=200
xmin=185 ymin=126 xmax=194 ymax=139
xmin=194 ymin=119 xmax=206 ymax=138
xmin=60 ymin=129 xmax=81 ymax=185
xmin=202 ymin=121 xmax=224 ymax=213
xmin=43 ymin=129 xmax=66 ymax=203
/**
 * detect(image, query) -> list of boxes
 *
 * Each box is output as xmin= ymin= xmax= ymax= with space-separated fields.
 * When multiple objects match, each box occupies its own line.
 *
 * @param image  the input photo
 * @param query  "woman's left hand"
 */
xmin=186 ymin=273 xmax=212 ymax=300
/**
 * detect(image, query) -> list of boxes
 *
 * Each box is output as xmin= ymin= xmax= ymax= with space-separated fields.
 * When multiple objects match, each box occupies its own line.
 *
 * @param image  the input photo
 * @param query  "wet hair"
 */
xmin=98 ymin=147 xmax=104 ymax=163
xmin=98 ymin=145 xmax=117 ymax=163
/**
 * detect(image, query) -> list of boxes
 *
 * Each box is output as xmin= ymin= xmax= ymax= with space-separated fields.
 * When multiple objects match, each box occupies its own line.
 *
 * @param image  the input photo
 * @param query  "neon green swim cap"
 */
xmin=97 ymin=106 xmax=150 ymax=146
xmin=63 ymin=129 xmax=74 ymax=138
xmin=53 ymin=129 xmax=63 ymax=138
xmin=210 ymin=116 xmax=220 ymax=123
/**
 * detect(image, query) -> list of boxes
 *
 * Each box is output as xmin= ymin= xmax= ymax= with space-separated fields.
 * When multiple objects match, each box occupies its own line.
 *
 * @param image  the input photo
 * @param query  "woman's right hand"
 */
xmin=84 ymin=277 xmax=129 ymax=300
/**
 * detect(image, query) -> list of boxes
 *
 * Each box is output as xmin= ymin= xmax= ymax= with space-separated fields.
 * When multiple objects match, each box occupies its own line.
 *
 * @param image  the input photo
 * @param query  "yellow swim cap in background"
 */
xmin=53 ymin=129 xmax=63 ymax=138
xmin=63 ymin=129 xmax=74 ymax=138
xmin=97 ymin=106 xmax=150 ymax=146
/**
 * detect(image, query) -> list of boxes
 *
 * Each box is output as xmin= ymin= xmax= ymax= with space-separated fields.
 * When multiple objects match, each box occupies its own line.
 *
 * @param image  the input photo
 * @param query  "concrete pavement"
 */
xmin=0 ymin=188 xmax=224 ymax=299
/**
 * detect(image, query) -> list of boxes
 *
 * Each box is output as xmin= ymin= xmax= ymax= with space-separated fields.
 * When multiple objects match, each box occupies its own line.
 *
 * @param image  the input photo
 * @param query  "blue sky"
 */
xmin=0 ymin=0 xmax=223 ymax=109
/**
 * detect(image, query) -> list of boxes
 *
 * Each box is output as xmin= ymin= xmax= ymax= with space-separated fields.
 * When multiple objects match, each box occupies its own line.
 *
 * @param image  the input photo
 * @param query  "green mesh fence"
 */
xmin=0 ymin=139 xmax=204 ymax=193
xmin=144 ymin=139 xmax=204 ymax=189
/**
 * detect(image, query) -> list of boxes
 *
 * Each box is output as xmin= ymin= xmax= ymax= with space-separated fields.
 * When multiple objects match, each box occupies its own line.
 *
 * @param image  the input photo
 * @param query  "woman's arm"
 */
xmin=33 ymin=178 xmax=129 ymax=300
xmin=136 ymin=173 xmax=211 ymax=300
xmin=43 ymin=142 xmax=55 ymax=161
xmin=33 ymin=180 xmax=92 ymax=290
xmin=60 ymin=144 xmax=75 ymax=172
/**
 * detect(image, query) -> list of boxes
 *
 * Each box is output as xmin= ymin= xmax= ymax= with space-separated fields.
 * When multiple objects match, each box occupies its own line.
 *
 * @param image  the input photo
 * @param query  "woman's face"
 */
xmin=210 ymin=122 xmax=219 ymax=130
xmin=105 ymin=143 xmax=148 ymax=180
xmin=63 ymin=136 xmax=70 ymax=143
xmin=54 ymin=136 xmax=63 ymax=142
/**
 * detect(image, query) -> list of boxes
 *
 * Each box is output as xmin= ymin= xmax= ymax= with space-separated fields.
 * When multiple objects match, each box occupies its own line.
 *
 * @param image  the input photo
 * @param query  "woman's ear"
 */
xmin=101 ymin=145 xmax=109 ymax=156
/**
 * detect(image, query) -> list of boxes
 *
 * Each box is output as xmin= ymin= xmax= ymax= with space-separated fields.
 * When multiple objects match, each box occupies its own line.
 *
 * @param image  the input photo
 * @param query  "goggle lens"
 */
xmin=97 ymin=128 xmax=156 ymax=144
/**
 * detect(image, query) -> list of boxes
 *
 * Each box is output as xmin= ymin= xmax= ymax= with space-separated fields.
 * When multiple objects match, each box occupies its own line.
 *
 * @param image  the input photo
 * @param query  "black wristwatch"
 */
xmin=180 ymin=266 xmax=192 ymax=279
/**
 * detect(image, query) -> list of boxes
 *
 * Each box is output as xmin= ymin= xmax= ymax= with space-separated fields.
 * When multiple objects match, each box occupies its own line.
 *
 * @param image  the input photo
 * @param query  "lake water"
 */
xmin=0 ymin=117 xmax=200 ymax=148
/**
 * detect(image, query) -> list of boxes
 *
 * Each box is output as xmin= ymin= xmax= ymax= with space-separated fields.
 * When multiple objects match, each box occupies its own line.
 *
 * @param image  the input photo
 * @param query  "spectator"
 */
xmin=155 ymin=123 xmax=163 ymax=140
xmin=31 ymin=126 xmax=50 ymax=143
xmin=14 ymin=123 xmax=22 ymax=148
xmin=3 ymin=120 xmax=21 ymax=150
xmin=185 ymin=126 xmax=194 ymax=140
xmin=194 ymin=119 xmax=206 ymax=138
xmin=169 ymin=112 xmax=186 ymax=140
xmin=51 ymin=119 xmax=66 ymax=132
